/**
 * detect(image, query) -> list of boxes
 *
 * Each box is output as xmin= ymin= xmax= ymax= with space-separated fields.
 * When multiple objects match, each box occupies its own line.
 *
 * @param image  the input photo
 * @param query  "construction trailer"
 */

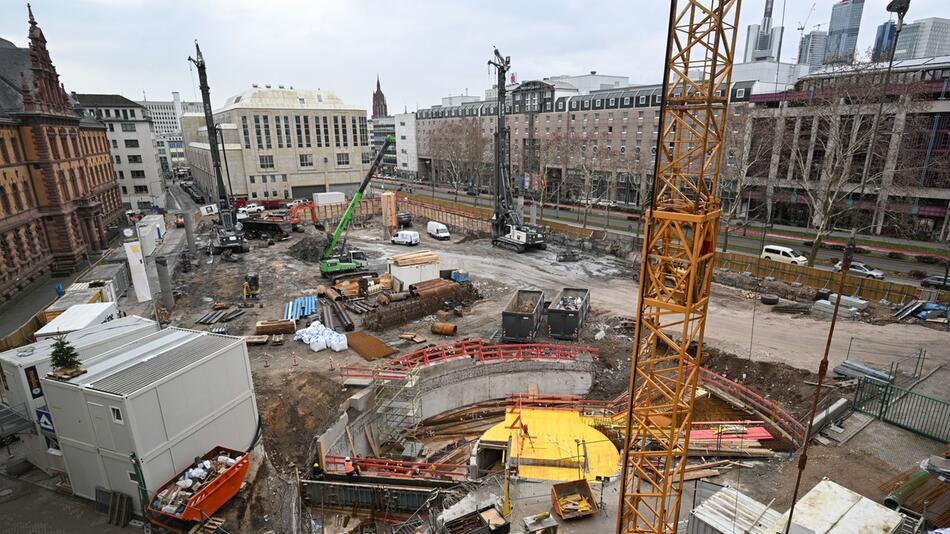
xmin=0 ymin=316 xmax=160 ymax=476
xmin=77 ymin=262 xmax=131 ymax=300
xmin=546 ymin=288 xmax=590 ymax=341
xmin=33 ymin=302 xmax=120 ymax=340
xmin=501 ymin=290 xmax=544 ymax=343
xmin=40 ymin=327 xmax=259 ymax=513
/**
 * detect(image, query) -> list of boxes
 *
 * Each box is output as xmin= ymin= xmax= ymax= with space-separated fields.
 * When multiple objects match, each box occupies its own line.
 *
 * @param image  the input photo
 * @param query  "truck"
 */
xmin=501 ymin=290 xmax=544 ymax=343
xmin=547 ymin=288 xmax=590 ymax=340
xmin=34 ymin=302 xmax=119 ymax=340
xmin=427 ymin=221 xmax=451 ymax=240
xmin=238 ymin=218 xmax=292 ymax=241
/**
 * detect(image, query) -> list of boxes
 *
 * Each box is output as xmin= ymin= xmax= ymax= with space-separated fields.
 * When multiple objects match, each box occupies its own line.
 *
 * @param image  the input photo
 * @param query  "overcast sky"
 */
xmin=1 ymin=0 xmax=944 ymax=113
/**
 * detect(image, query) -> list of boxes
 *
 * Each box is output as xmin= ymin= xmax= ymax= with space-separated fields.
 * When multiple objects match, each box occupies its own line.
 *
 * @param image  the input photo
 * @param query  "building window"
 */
xmin=361 ymin=152 xmax=372 ymax=164
xmin=110 ymin=407 xmax=124 ymax=424
xmin=121 ymin=123 xmax=135 ymax=132
xmin=352 ymin=117 xmax=359 ymax=147
xmin=275 ymin=116 xmax=284 ymax=148
xmin=242 ymin=116 xmax=251 ymax=149
xmin=111 ymin=139 xmax=118 ymax=149
xmin=128 ymin=472 xmax=138 ymax=483
xmin=260 ymin=155 xmax=274 ymax=169
xmin=251 ymin=191 xmax=258 ymax=198
xmin=121 ymin=186 xmax=128 ymax=194
xmin=262 ymin=116 xmax=272 ymax=149
xmin=295 ymin=116 xmax=304 ymax=148
xmin=333 ymin=116 xmax=341 ymax=147
xmin=736 ymin=88 xmax=746 ymax=98
xmin=114 ymin=155 xmax=121 ymax=164
xmin=133 ymin=185 xmax=148 ymax=193
xmin=131 ymin=170 xmax=146 ymax=178
xmin=282 ymin=174 xmax=287 ymax=182
xmin=270 ymin=175 xmax=277 ymax=183
xmin=322 ymin=116 xmax=330 ymax=147
xmin=254 ymin=115 xmax=263 ymax=149
xmin=118 ymin=170 xmax=124 ymax=179
xmin=283 ymin=116 xmax=291 ymax=148
xmin=638 ymin=96 xmax=646 ymax=105
xmin=272 ymin=190 xmax=277 ymax=198
xmin=300 ymin=154 xmax=313 ymax=167
xmin=336 ymin=153 xmax=349 ymax=166
xmin=263 ymin=190 xmax=269 ymax=198
xmin=124 ymin=140 xmax=139 ymax=148
xmin=249 ymin=176 xmax=255 ymax=184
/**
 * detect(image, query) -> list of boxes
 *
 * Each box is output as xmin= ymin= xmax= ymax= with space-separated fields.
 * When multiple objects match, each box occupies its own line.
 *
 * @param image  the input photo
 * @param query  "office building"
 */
xmin=394 ymin=112 xmax=417 ymax=177
xmin=823 ymin=0 xmax=865 ymax=64
xmin=138 ymin=92 xmax=202 ymax=136
xmin=369 ymin=116 xmax=397 ymax=172
xmin=0 ymin=6 xmax=122 ymax=291
xmin=74 ymin=94 xmax=167 ymax=210
xmin=743 ymin=0 xmax=785 ymax=62
xmin=894 ymin=17 xmax=950 ymax=60
xmin=798 ymin=30 xmax=828 ymax=72
xmin=872 ymin=21 xmax=898 ymax=62
xmin=182 ymin=85 xmax=371 ymax=200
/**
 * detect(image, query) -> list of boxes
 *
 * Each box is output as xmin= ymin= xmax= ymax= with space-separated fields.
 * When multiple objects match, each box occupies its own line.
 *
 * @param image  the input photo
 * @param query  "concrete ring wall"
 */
xmin=317 ymin=355 xmax=595 ymax=462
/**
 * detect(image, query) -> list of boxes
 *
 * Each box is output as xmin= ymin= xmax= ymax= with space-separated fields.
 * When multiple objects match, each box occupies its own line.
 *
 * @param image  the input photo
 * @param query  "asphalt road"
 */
xmin=374 ymin=179 xmax=947 ymax=285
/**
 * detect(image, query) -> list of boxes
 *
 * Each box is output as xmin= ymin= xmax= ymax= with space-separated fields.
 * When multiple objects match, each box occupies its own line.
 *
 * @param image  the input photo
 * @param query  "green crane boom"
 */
xmin=319 ymin=134 xmax=394 ymax=276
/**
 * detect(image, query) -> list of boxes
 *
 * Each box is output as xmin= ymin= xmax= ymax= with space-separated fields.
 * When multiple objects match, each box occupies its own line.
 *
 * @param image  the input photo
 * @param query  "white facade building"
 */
xmin=40 ymin=327 xmax=259 ymax=512
xmin=138 ymin=92 xmax=202 ymax=136
xmin=894 ymin=17 xmax=950 ymax=60
xmin=732 ymin=61 xmax=810 ymax=91
xmin=182 ymin=85 xmax=371 ymax=201
xmin=394 ymin=112 xmax=417 ymax=175
xmin=75 ymin=94 xmax=167 ymax=210
xmin=0 ymin=316 xmax=160 ymax=476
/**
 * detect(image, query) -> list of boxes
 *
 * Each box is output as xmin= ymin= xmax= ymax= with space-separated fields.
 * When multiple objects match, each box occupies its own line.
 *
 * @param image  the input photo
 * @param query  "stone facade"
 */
xmin=0 ymin=6 xmax=122 ymax=301
xmin=182 ymin=86 xmax=371 ymax=201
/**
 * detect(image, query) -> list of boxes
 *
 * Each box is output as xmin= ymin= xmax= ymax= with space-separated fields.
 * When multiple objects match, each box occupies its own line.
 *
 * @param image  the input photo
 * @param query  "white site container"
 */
xmin=67 ymin=280 xmax=117 ymax=303
xmin=41 ymin=328 xmax=259 ymax=512
xmin=766 ymin=479 xmax=903 ymax=533
xmin=389 ymin=261 xmax=440 ymax=287
xmin=34 ymin=302 xmax=120 ymax=340
xmin=314 ymin=191 xmax=346 ymax=205
xmin=0 ymin=316 xmax=160 ymax=475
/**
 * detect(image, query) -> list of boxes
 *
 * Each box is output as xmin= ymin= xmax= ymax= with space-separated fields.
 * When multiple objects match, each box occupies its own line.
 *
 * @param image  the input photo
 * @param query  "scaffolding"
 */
xmin=373 ymin=367 xmax=424 ymax=454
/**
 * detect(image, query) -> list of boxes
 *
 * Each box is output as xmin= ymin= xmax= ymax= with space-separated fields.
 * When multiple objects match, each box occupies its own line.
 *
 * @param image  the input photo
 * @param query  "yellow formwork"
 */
xmin=481 ymin=408 xmax=620 ymax=482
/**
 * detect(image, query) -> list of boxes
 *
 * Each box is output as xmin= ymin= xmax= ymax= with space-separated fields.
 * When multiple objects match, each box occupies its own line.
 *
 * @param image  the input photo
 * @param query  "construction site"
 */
xmin=1 ymin=1 xmax=949 ymax=533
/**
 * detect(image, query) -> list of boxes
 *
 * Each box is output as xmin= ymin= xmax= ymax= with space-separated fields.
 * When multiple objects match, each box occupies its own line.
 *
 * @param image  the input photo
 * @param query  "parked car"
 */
xmin=397 ymin=212 xmax=412 ymax=227
xmin=426 ymin=221 xmax=451 ymax=240
xmin=286 ymin=199 xmax=304 ymax=208
xmin=834 ymin=261 xmax=885 ymax=279
xmin=921 ymin=274 xmax=950 ymax=290
xmin=760 ymin=245 xmax=808 ymax=265
xmin=244 ymin=203 xmax=265 ymax=214
xmin=391 ymin=230 xmax=420 ymax=246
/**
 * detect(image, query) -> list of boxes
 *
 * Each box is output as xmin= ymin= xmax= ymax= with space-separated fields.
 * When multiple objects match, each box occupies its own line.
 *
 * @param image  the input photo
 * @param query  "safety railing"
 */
xmin=323 ymin=455 xmax=468 ymax=480
xmin=698 ymin=368 xmax=806 ymax=444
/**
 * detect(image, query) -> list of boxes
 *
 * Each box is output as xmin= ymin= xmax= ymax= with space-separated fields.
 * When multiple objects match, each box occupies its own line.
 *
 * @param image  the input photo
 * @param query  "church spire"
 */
xmin=372 ymin=76 xmax=388 ymax=119
xmin=23 ymin=4 xmax=73 ymax=115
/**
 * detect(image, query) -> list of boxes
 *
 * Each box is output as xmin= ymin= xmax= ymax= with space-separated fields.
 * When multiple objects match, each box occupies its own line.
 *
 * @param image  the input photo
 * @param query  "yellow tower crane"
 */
xmin=616 ymin=1 xmax=742 ymax=533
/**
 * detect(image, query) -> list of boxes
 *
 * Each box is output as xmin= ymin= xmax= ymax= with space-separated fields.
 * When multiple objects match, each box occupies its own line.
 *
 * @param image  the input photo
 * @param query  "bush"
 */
xmin=888 ymin=251 xmax=907 ymax=260
xmin=908 ymin=269 xmax=928 ymax=279
xmin=917 ymin=255 xmax=939 ymax=264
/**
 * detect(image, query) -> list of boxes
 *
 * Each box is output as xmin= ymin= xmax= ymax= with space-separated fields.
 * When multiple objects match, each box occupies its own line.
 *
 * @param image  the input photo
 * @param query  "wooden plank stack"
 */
xmin=391 ymin=250 xmax=439 ymax=266
xmin=254 ymin=320 xmax=296 ymax=335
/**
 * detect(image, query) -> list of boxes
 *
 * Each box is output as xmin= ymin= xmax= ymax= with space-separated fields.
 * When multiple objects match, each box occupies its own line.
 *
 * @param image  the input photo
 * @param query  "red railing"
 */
xmin=698 ymin=368 xmax=806 ymax=443
xmin=323 ymin=455 xmax=467 ymax=479
xmin=340 ymin=339 xmax=599 ymax=379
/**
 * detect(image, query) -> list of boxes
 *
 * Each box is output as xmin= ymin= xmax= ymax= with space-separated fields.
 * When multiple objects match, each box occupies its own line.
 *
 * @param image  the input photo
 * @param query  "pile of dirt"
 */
xmin=701 ymin=346 xmax=817 ymax=419
xmin=288 ymin=236 xmax=327 ymax=263
xmin=252 ymin=368 xmax=347 ymax=469
xmin=715 ymin=268 xmax=819 ymax=302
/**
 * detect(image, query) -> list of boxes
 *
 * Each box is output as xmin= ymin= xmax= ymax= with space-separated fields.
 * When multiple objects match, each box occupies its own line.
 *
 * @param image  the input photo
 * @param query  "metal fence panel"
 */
xmin=854 ymin=377 xmax=950 ymax=442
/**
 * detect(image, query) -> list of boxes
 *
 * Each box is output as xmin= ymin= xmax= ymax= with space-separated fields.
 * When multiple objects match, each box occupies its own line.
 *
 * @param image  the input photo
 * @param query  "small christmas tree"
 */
xmin=50 ymin=336 xmax=81 ymax=372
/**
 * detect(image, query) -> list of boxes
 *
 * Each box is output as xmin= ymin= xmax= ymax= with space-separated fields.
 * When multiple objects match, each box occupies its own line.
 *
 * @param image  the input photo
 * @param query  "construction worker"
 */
xmin=343 ymin=456 xmax=360 ymax=477
xmin=311 ymin=460 xmax=324 ymax=480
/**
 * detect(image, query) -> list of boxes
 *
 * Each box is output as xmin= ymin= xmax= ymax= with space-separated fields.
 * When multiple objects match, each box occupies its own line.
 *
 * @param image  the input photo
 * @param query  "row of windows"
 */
xmin=0 ymin=224 xmax=49 ymax=276
xmin=93 ymin=107 xmax=138 ymax=120
xmin=242 ymin=114 xmax=367 ymax=151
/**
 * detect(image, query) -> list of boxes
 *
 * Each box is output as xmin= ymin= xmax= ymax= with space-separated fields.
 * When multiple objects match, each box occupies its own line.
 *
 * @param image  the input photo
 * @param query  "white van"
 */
xmin=426 ymin=221 xmax=451 ymax=240
xmin=761 ymin=245 xmax=808 ymax=265
xmin=391 ymin=230 xmax=420 ymax=246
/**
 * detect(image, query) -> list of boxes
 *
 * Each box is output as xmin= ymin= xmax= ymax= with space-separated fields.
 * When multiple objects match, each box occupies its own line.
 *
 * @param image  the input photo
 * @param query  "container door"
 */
xmin=87 ymin=402 xmax=116 ymax=450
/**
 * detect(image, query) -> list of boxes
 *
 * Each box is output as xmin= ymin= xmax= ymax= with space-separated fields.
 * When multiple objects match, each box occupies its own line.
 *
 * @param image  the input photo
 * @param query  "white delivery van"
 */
xmin=760 ymin=245 xmax=808 ymax=265
xmin=426 ymin=221 xmax=451 ymax=240
xmin=391 ymin=230 xmax=420 ymax=246
xmin=34 ymin=302 xmax=120 ymax=340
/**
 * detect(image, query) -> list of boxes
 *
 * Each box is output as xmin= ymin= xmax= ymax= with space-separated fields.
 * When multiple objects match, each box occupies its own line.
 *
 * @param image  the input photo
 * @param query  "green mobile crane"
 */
xmin=319 ymin=134 xmax=395 ymax=277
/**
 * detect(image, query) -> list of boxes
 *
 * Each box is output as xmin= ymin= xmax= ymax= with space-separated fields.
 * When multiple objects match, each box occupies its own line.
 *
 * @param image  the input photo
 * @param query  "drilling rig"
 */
xmin=616 ymin=0 xmax=741 ymax=533
xmin=488 ymin=48 xmax=546 ymax=253
xmin=188 ymin=41 xmax=247 ymax=256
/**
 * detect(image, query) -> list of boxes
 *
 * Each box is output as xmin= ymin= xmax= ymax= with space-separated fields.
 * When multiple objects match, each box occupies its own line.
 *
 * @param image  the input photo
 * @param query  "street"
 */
xmin=374 ymin=178 xmax=947 ymax=285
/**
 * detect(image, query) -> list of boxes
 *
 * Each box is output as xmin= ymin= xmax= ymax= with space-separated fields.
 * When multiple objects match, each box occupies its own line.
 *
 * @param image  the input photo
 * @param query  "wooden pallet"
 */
xmin=189 ymin=516 xmax=225 ymax=534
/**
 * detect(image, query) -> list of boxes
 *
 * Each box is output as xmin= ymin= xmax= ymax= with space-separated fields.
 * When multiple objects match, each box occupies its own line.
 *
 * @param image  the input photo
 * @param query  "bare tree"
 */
xmin=565 ymin=128 xmax=619 ymax=229
xmin=429 ymin=119 xmax=490 ymax=202
xmin=719 ymin=117 xmax=772 ymax=252
xmin=764 ymin=63 xmax=929 ymax=266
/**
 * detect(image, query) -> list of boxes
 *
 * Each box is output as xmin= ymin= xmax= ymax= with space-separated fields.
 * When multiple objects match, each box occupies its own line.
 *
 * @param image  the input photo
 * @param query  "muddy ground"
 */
xmin=163 ymin=219 xmax=946 ymax=528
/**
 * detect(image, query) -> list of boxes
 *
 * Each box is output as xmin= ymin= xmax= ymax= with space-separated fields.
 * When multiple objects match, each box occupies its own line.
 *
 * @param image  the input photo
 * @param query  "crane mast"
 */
xmin=488 ymin=48 xmax=517 ymax=237
xmin=616 ymin=1 xmax=741 ymax=533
